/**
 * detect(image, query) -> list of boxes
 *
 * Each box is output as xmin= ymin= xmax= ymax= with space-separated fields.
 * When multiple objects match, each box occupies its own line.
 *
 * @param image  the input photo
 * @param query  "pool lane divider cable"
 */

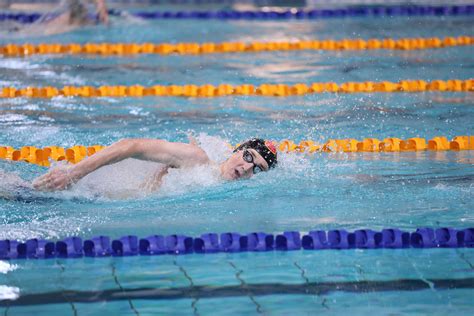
xmin=1 ymin=4 xmax=473 ymax=23
xmin=1 ymin=79 xmax=473 ymax=99
xmin=125 ymin=5 xmax=474 ymax=20
xmin=1 ymin=227 xmax=473 ymax=260
xmin=1 ymin=136 xmax=473 ymax=167
xmin=1 ymin=36 xmax=472 ymax=57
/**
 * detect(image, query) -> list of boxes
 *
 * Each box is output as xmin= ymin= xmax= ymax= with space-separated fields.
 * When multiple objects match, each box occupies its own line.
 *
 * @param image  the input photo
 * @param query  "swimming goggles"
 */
xmin=243 ymin=149 xmax=263 ymax=174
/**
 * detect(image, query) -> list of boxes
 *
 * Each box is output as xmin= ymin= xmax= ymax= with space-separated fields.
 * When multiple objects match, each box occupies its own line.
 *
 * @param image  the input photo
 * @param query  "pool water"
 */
xmin=1 ymin=5 xmax=474 ymax=315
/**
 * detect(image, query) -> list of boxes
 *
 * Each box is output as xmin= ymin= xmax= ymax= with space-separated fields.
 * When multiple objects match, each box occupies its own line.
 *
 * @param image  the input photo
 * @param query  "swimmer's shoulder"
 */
xmin=184 ymin=135 xmax=210 ymax=165
xmin=191 ymin=144 xmax=211 ymax=165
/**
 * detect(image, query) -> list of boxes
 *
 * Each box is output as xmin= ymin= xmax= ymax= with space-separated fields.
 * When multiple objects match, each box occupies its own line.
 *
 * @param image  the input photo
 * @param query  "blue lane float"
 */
xmin=1 ymin=5 xmax=473 ymax=23
xmin=1 ymin=227 xmax=473 ymax=260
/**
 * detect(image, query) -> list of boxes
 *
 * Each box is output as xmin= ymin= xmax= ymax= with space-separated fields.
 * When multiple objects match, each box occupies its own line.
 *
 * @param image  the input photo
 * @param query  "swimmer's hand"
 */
xmin=99 ymin=10 xmax=109 ymax=25
xmin=32 ymin=166 xmax=76 ymax=191
xmin=97 ymin=0 xmax=109 ymax=25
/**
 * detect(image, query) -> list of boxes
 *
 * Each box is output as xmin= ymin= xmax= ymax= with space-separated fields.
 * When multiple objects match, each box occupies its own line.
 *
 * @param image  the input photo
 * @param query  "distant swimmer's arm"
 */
xmin=96 ymin=0 xmax=109 ymax=24
xmin=33 ymin=138 xmax=209 ymax=191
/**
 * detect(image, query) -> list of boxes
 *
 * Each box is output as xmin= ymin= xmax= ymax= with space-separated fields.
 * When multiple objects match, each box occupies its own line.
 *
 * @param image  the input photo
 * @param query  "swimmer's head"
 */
xmin=68 ymin=0 xmax=88 ymax=24
xmin=220 ymin=138 xmax=277 ymax=180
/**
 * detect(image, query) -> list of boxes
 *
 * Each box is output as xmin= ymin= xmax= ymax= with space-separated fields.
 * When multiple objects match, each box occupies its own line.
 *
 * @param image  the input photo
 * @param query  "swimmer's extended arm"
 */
xmin=33 ymin=139 xmax=209 ymax=191
xmin=96 ymin=0 xmax=109 ymax=24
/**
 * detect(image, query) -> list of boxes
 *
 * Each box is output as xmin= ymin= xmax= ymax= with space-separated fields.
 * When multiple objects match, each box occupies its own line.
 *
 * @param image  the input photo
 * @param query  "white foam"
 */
xmin=0 ymin=169 xmax=31 ymax=193
xmin=0 ymin=261 xmax=18 ymax=274
xmin=38 ymin=116 xmax=55 ymax=122
xmin=0 ymin=285 xmax=20 ymax=300
xmin=0 ymin=114 xmax=28 ymax=123
xmin=277 ymin=151 xmax=312 ymax=173
xmin=57 ymin=72 xmax=85 ymax=85
xmin=128 ymin=107 xmax=149 ymax=116
xmin=37 ymin=70 xmax=56 ymax=78
xmin=158 ymin=164 xmax=222 ymax=197
xmin=66 ymin=158 xmax=223 ymax=200
xmin=196 ymin=133 xmax=232 ymax=163
xmin=434 ymin=183 xmax=448 ymax=191
xmin=68 ymin=159 xmax=163 ymax=200
xmin=20 ymin=104 xmax=40 ymax=111
xmin=0 ymin=59 xmax=39 ymax=70
xmin=35 ymin=71 xmax=85 ymax=85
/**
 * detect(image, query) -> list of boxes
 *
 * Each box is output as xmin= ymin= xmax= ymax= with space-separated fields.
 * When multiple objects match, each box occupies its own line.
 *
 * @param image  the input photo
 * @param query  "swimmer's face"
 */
xmin=221 ymin=149 xmax=269 ymax=180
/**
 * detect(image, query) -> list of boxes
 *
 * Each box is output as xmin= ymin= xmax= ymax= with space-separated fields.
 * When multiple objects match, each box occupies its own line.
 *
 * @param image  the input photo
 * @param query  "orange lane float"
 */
xmin=1 ymin=136 xmax=472 ymax=167
xmin=1 ymin=79 xmax=473 ymax=99
xmin=1 ymin=36 xmax=473 ymax=57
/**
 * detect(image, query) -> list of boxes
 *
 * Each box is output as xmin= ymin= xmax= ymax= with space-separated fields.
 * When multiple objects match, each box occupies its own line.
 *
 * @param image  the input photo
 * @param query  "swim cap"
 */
xmin=234 ymin=138 xmax=277 ymax=169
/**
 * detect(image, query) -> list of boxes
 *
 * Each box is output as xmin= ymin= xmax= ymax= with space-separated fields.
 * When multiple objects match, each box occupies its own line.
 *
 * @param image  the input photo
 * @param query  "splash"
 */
xmin=158 ymin=164 xmax=222 ymax=197
xmin=277 ymin=151 xmax=312 ymax=173
xmin=0 ymin=214 xmax=105 ymax=240
xmin=37 ymin=70 xmax=86 ymax=85
xmin=0 ymin=261 xmax=18 ymax=274
xmin=61 ymin=134 xmax=231 ymax=199
xmin=0 ymin=285 xmax=20 ymax=300
xmin=0 ymin=114 xmax=30 ymax=124
xmin=195 ymin=133 xmax=232 ymax=163
xmin=2 ymin=134 xmax=315 ymax=201
xmin=0 ymin=169 xmax=32 ymax=198
xmin=67 ymin=159 xmax=161 ymax=200
xmin=0 ymin=58 xmax=40 ymax=70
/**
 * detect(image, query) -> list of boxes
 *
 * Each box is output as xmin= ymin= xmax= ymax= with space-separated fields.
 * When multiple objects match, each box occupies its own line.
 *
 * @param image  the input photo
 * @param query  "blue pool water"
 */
xmin=1 ymin=5 xmax=474 ymax=315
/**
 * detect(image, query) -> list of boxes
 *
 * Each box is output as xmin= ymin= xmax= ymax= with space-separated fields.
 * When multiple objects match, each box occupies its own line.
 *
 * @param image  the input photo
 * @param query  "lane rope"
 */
xmin=1 ymin=36 xmax=472 ymax=57
xmin=1 ymin=79 xmax=473 ymax=99
xmin=1 ymin=136 xmax=473 ymax=167
xmin=1 ymin=227 xmax=473 ymax=260
xmin=1 ymin=4 xmax=473 ymax=23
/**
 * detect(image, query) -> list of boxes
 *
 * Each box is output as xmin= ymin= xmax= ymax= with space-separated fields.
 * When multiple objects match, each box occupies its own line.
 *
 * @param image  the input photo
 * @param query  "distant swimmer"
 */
xmin=6 ymin=0 xmax=109 ymax=35
xmin=40 ymin=0 xmax=109 ymax=34
xmin=63 ymin=0 xmax=109 ymax=25
xmin=32 ymin=138 xmax=278 ymax=192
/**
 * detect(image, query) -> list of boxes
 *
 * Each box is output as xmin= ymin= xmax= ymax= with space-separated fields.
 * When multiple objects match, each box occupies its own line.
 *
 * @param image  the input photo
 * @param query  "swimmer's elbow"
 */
xmin=114 ymin=138 xmax=141 ymax=157
xmin=180 ymin=147 xmax=209 ymax=167
xmin=116 ymin=138 xmax=168 ymax=161
xmin=115 ymin=138 xmax=134 ymax=149
xmin=195 ymin=148 xmax=210 ymax=164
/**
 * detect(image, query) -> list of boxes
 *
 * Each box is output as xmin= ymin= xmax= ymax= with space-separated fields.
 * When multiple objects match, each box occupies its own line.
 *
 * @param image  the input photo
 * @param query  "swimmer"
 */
xmin=64 ymin=0 xmax=109 ymax=25
xmin=7 ymin=0 xmax=109 ymax=35
xmin=32 ymin=138 xmax=278 ymax=192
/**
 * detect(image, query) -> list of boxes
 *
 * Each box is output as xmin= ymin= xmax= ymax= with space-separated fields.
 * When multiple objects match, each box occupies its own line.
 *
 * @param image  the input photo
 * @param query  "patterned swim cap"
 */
xmin=233 ymin=138 xmax=277 ymax=169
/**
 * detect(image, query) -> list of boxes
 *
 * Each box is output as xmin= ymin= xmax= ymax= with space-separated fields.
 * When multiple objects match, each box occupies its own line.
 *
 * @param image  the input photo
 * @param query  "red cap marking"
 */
xmin=265 ymin=140 xmax=277 ymax=154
